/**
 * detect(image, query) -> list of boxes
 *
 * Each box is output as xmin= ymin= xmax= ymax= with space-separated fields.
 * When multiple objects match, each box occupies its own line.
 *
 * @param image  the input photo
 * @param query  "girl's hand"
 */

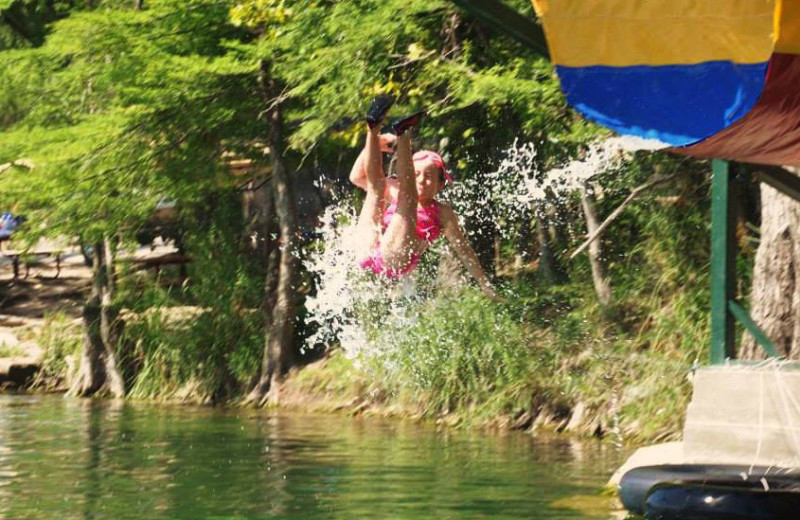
xmin=379 ymin=133 xmax=397 ymax=153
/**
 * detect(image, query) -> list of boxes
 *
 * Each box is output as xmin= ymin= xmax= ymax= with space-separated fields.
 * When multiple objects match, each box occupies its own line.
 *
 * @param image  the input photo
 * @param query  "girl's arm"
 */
xmin=440 ymin=204 xmax=504 ymax=302
xmin=348 ymin=147 xmax=370 ymax=190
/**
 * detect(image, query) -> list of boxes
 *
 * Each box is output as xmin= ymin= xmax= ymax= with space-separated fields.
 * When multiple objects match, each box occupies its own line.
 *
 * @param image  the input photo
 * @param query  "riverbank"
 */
xmin=0 ymin=250 xmax=88 ymax=388
xmin=1 ymin=233 xmax=705 ymax=446
xmin=9 ymin=277 xmax=698 ymax=445
xmin=271 ymin=296 xmax=698 ymax=444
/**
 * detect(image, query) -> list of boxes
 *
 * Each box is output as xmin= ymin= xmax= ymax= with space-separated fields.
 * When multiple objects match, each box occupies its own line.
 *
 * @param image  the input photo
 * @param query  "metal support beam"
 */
xmin=448 ymin=0 xmax=550 ymax=59
xmin=756 ymin=167 xmax=800 ymax=204
xmin=728 ymin=300 xmax=780 ymax=358
xmin=710 ymin=159 xmax=737 ymax=364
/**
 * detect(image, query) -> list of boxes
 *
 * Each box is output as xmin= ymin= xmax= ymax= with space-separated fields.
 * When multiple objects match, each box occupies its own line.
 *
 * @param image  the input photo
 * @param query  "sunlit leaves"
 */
xmin=0 ymin=0 xmax=259 ymax=246
xmin=230 ymin=0 xmax=290 ymax=33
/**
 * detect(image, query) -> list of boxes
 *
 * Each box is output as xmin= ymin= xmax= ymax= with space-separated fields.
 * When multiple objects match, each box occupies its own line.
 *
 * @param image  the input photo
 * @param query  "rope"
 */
xmin=749 ymin=370 xmax=765 ymax=474
xmin=775 ymin=366 xmax=800 ymax=465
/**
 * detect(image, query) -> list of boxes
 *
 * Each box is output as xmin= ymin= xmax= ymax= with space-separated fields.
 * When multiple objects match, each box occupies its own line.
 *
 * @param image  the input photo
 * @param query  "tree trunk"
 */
xmin=70 ymin=237 xmax=125 ymax=397
xmin=550 ymin=194 xmax=573 ymax=250
xmin=70 ymin=241 xmax=105 ymax=396
xmin=248 ymin=60 xmax=299 ymax=405
xmin=581 ymin=183 xmax=612 ymax=306
xmin=99 ymin=236 xmax=125 ymax=397
xmin=741 ymin=179 xmax=800 ymax=359
xmin=535 ymin=207 xmax=566 ymax=285
xmin=263 ymin=219 xmax=280 ymax=332
xmin=247 ymin=180 xmax=279 ymax=393
xmin=256 ymin=180 xmax=280 ymax=332
xmin=472 ymin=210 xmax=497 ymax=278
xmin=244 ymin=177 xmax=276 ymax=260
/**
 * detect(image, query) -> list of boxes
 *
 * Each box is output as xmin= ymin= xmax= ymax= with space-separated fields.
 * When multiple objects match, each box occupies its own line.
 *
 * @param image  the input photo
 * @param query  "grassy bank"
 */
xmin=278 ymin=282 xmax=703 ymax=444
xmin=29 ymin=268 xmax=705 ymax=444
xmin=31 ymin=249 xmax=708 ymax=444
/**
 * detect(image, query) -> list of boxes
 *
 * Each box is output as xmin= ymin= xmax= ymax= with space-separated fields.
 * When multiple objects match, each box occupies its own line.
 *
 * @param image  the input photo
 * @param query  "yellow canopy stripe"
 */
xmin=531 ymin=0 xmax=778 ymax=67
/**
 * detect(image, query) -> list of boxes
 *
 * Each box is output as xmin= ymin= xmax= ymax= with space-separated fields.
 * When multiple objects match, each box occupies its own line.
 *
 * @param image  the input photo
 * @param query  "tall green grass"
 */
xmin=0 ymin=344 xmax=25 ymax=357
xmin=340 ymin=282 xmax=699 ymax=440
xmin=32 ymin=312 xmax=83 ymax=389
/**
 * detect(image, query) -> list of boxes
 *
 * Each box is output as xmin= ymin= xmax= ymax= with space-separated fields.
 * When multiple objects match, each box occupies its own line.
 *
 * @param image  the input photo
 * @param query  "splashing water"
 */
xmin=303 ymin=136 xmax=667 ymax=360
xmin=442 ymin=135 xmax=667 ymax=246
xmin=541 ymin=136 xmax=668 ymax=195
xmin=302 ymin=182 xmax=426 ymax=362
xmin=302 ymin=188 xmax=371 ymax=356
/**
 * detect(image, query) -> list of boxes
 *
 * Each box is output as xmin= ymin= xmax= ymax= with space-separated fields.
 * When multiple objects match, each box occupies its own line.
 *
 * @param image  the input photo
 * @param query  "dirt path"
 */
xmin=0 ymin=250 xmax=90 ymax=386
xmin=0 ymin=242 xmax=181 ymax=387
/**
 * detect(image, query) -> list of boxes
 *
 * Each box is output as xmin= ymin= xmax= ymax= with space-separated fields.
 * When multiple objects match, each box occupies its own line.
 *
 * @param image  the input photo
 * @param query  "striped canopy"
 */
xmin=531 ymin=0 xmax=800 ymax=166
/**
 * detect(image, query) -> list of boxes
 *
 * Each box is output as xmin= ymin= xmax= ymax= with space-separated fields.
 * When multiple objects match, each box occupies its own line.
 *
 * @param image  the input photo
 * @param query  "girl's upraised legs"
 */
xmin=380 ymin=131 xmax=419 ymax=269
xmin=354 ymin=127 xmax=386 ymax=259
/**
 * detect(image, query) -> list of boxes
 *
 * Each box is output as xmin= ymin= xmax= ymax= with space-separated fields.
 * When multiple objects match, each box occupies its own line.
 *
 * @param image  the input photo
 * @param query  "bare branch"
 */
xmin=569 ymin=173 xmax=678 ymax=260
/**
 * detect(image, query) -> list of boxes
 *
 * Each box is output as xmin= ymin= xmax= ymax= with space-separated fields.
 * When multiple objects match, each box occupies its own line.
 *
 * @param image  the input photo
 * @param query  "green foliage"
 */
xmin=0 ymin=0 xmax=257 ymax=246
xmin=1 ymin=0 xmax=729 ymax=445
xmin=32 ymin=312 xmax=83 ymax=386
xmin=0 ymin=0 xmax=72 ymax=49
xmin=232 ymin=0 xmax=589 ymax=178
xmin=367 ymin=289 xmax=540 ymax=417
xmin=117 ymin=190 xmax=265 ymax=401
xmin=1 ymin=1 xmax=266 ymax=400
xmin=121 ymin=303 xmax=263 ymax=401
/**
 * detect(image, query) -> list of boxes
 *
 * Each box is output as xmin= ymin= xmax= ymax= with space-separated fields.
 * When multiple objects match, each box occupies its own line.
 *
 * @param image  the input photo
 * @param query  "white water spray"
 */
xmin=303 ymin=136 xmax=667 ymax=359
xmin=302 ymin=182 xmax=426 ymax=362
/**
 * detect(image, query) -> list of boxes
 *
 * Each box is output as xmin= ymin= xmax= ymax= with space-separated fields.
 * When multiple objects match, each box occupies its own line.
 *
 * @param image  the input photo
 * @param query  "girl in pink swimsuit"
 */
xmin=349 ymin=96 xmax=502 ymax=301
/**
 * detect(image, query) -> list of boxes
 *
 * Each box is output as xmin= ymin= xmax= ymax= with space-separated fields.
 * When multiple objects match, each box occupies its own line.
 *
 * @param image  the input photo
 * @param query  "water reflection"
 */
xmin=0 ymin=396 xmax=625 ymax=519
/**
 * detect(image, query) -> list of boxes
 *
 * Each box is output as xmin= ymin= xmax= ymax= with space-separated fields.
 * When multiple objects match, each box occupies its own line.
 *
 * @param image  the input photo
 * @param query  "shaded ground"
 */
xmin=0 ymin=265 xmax=89 ymax=319
xmin=0 ymin=249 xmax=89 ymax=387
xmin=0 ymin=241 xmax=180 ymax=387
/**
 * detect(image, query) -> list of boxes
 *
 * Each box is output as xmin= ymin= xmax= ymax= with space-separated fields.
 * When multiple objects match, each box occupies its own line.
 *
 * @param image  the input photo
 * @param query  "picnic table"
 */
xmin=1 ymin=249 xmax=62 ymax=280
xmin=131 ymin=251 xmax=191 ymax=281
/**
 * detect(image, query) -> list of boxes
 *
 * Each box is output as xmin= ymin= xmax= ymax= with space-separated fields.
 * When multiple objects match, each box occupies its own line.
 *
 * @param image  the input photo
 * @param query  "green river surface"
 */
xmin=0 ymin=395 xmax=629 ymax=520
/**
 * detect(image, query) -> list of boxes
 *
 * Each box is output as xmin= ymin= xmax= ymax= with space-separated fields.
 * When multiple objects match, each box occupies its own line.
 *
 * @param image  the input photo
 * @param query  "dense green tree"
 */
xmin=0 ymin=0 xmax=261 ymax=396
xmin=232 ymin=0 xmax=595 ymax=276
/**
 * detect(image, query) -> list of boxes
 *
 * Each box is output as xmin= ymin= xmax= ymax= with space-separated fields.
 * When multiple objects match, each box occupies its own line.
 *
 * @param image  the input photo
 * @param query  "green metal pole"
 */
xmin=727 ymin=300 xmax=779 ymax=358
xmin=710 ymin=159 xmax=737 ymax=364
xmin=448 ymin=0 xmax=550 ymax=59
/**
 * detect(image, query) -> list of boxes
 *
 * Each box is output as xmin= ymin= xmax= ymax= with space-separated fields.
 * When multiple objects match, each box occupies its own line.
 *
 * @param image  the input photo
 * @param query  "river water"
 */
xmin=0 ymin=395 xmax=628 ymax=519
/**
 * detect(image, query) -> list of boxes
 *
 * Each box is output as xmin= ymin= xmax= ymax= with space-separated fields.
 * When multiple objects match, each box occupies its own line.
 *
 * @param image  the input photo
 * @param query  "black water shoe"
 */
xmin=386 ymin=110 xmax=426 ymax=136
xmin=366 ymin=94 xmax=395 ymax=129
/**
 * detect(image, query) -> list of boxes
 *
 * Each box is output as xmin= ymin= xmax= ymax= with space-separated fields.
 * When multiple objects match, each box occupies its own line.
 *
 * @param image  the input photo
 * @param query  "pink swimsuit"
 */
xmin=359 ymin=201 xmax=442 ymax=279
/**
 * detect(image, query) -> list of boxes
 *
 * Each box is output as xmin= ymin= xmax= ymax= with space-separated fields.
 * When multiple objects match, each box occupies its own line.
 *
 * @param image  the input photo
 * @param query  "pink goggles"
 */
xmin=412 ymin=150 xmax=452 ymax=184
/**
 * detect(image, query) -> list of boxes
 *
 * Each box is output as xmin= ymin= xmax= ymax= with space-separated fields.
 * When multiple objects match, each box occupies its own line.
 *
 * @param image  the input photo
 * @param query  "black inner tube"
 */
xmin=645 ymin=483 xmax=800 ymax=520
xmin=618 ymin=465 xmax=800 ymax=516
